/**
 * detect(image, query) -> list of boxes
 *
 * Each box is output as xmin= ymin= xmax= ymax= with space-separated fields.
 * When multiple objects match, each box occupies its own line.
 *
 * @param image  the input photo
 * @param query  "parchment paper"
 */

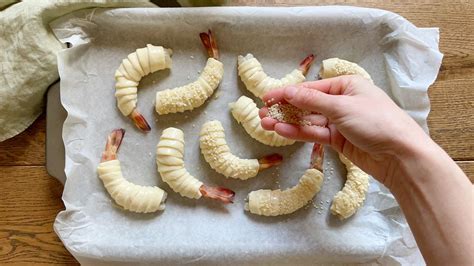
xmin=51 ymin=6 xmax=442 ymax=265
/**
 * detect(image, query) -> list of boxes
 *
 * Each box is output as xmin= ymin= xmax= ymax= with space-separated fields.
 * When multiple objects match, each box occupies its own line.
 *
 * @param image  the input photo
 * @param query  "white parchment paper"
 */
xmin=51 ymin=6 xmax=442 ymax=265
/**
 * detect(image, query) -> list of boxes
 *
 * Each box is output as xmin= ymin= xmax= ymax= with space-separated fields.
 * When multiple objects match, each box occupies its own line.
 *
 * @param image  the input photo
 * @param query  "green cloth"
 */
xmin=0 ymin=0 xmax=154 ymax=141
xmin=0 ymin=0 xmax=17 ymax=10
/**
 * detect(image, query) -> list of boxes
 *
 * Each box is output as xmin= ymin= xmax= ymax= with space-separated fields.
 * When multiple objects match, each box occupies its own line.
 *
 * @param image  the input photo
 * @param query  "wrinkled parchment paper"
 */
xmin=51 ymin=6 xmax=442 ymax=265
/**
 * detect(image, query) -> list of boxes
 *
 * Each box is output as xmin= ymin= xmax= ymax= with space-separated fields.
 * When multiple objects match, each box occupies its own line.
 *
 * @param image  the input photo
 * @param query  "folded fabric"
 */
xmin=0 ymin=1 xmax=17 ymax=10
xmin=0 ymin=0 xmax=153 ymax=142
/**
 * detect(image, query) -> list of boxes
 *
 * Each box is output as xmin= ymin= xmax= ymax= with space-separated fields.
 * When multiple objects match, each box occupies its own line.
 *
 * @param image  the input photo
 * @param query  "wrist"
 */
xmin=389 ymin=134 xmax=464 ymax=205
xmin=386 ymin=131 xmax=438 ymax=199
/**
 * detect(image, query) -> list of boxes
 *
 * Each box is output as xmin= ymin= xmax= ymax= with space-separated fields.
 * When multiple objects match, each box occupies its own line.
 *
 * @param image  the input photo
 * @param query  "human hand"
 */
xmin=259 ymin=75 xmax=431 ymax=187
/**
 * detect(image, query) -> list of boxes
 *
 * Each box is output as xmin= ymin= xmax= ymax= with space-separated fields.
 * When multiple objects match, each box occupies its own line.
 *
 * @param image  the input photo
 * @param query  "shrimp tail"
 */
xmin=200 ymin=29 xmax=219 ymax=59
xmin=258 ymin=153 xmax=283 ymax=170
xmin=101 ymin=128 xmax=125 ymax=162
xmin=200 ymin=185 xmax=235 ymax=204
xmin=298 ymin=54 xmax=315 ymax=75
xmin=310 ymin=143 xmax=324 ymax=171
xmin=129 ymin=109 xmax=151 ymax=132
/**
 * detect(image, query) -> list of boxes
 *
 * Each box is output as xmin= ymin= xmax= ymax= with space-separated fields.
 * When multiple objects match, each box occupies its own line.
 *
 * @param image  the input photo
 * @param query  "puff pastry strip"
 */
xmin=330 ymin=154 xmax=370 ymax=220
xmin=115 ymin=44 xmax=172 ymax=131
xmin=155 ymin=30 xmax=223 ymax=115
xmin=319 ymin=57 xmax=373 ymax=83
xmin=156 ymin=127 xmax=235 ymax=203
xmin=97 ymin=129 xmax=167 ymax=213
xmin=229 ymin=95 xmax=295 ymax=147
xmin=245 ymin=144 xmax=324 ymax=216
xmin=200 ymin=120 xmax=282 ymax=180
xmin=237 ymin=53 xmax=314 ymax=99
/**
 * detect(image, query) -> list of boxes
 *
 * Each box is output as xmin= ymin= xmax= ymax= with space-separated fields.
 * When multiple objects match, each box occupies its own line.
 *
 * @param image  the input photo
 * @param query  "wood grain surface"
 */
xmin=0 ymin=1 xmax=472 ymax=264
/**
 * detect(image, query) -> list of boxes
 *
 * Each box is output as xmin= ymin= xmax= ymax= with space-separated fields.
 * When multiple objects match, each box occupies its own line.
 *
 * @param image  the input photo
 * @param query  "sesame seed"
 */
xmin=267 ymin=103 xmax=311 ymax=126
xmin=190 ymin=55 xmax=194 ymax=59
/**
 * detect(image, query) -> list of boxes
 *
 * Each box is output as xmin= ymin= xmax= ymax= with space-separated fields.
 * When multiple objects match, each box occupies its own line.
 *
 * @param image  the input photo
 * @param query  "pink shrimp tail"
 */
xmin=129 ymin=109 xmax=151 ymax=132
xmin=258 ymin=153 xmax=283 ymax=170
xmin=101 ymin=128 xmax=125 ymax=162
xmin=310 ymin=143 xmax=324 ymax=171
xmin=200 ymin=185 xmax=235 ymax=204
xmin=199 ymin=29 xmax=219 ymax=59
xmin=298 ymin=54 xmax=315 ymax=75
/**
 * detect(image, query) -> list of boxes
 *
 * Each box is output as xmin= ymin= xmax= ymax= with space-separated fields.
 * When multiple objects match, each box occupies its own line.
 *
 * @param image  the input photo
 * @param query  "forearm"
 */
xmin=391 ymin=137 xmax=473 ymax=265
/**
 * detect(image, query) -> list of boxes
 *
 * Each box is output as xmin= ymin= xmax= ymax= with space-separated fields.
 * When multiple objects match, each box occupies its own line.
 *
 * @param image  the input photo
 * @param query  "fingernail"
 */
xmin=284 ymin=86 xmax=297 ymax=100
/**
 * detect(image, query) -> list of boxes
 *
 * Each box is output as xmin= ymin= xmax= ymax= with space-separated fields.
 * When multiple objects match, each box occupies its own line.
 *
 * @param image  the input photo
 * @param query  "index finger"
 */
xmin=262 ymin=77 xmax=349 ymax=106
xmin=261 ymin=88 xmax=288 ymax=106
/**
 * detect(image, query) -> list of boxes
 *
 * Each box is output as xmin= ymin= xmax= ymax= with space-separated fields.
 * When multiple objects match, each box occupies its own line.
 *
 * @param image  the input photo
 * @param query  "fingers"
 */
xmin=262 ymin=89 xmax=287 ymax=106
xmin=261 ymin=77 xmax=355 ymax=116
xmin=259 ymin=106 xmax=268 ymax=119
xmin=299 ymin=76 xmax=351 ymax=95
xmin=273 ymin=123 xmax=331 ymax=143
xmin=327 ymin=123 xmax=345 ymax=153
xmin=282 ymin=85 xmax=342 ymax=115
xmin=261 ymin=117 xmax=278 ymax=130
xmin=301 ymin=114 xmax=328 ymax=127
xmin=262 ymin=76 xmax=350 ymax=105
xmin=260 ymin=107 xmax=328 ymax=129
xmin=262 ymin=85 xmax=342 ymax=118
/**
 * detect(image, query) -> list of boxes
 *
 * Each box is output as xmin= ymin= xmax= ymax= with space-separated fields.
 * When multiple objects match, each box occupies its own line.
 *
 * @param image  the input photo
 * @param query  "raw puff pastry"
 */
xmin=155 ymin=58 xmax=223 ymax=114
xmin=319 ymin=57 xmax=373 ymax=83
xmin=156 ymin=127 xmax=203 ymax=199
xmin=115 ymin=44 xmax=172 ymax=116
xmin=237 ymin=53 xmax=307 ymax=99
xmin=97 ymin=160 xmax=167 ymax=213
xmin=229 ymin=95 xmax=295 ymax=147
xmin=330 ymin=154 xmax=370 ymax=219
xmin=200 ymin=120 xmax=260 ymax=180
xmin=245 ymin=168 xmax=323 ymax=216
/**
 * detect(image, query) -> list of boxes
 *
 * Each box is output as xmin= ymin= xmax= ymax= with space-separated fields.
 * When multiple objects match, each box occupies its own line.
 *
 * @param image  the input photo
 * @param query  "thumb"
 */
xmin=283 ymin=85 xmax=341 ymax=116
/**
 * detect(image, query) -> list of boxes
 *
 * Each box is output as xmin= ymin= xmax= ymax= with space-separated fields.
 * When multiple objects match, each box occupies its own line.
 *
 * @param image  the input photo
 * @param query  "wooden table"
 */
xmin=0 ymin=1 xmax=472 ymax=264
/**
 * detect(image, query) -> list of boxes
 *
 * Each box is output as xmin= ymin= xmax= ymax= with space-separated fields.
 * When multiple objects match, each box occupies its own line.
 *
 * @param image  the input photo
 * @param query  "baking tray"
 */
xmin=49 ymin=6 xmax=442 ymax=265
xmin=46 ymin=82 xmax=67 ymax=184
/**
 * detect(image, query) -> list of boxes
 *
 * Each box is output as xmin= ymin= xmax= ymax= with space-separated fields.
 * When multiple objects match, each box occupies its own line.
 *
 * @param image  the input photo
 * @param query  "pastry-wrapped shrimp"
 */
xmin=97 ymin=129 xmax=167 ymax=213
xmin=156 ymin=127 xmax=235 ymax=203
xmin=115 ymin=44 xmax=172 ymax=131
xmin=330 ymin=154 xmax=370 ymax=220
xmin=200 ymin=120 xmax=283 ymax=180
xmin=318 ymin=58 xmax=371 ymax=219
xmin=237 ymin=53 xmax=315 ymax=99
xmin=155 ymin=30 xmax=224 ymax=115
xmin=229 ymin=95 xmax=295 ymax=147
xmin=245 ymin=144 xmax=324 ymax=216
xmin=319 ymin=58 xmax=373 ymax=83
